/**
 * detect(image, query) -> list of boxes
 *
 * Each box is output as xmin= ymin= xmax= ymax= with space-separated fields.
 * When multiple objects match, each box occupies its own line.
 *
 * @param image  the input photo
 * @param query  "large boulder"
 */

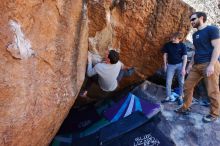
xmin=87 ymin=0 xmax=193 ymax=85
xmin=0 ymin=0 xmax=193 ymax=145
xmin=0 ymin=0 xmax=87 ymax=145
xmin=78 ymin=0 xmax=193 ymax=103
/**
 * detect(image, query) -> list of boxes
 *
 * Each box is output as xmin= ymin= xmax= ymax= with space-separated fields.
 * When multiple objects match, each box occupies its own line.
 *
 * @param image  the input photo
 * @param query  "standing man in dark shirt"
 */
xmin=175 ymin=12 xmax=220 ymax=123
xmin=162 ymin=32 xmax=187 ymax=104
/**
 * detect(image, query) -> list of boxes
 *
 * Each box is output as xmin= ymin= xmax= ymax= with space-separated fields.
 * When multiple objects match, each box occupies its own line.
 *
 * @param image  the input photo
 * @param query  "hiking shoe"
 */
xmin=174 ymin=107 xmax=190 ymax=115
xmin=203 ymin=114 xmax=218 ymax=123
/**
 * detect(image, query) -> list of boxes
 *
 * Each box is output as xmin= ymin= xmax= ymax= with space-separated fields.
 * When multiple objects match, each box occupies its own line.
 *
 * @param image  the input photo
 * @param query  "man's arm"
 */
xmin=210 ymin=39 xmax=220 ymax=65
xmin=182 ymin=55 xmax=187 ymax=76
xmin=87 ymin=53 xmax=97 ymax=77
xmin=181 ymin=44 xmax=188 ymax=75
xmin=163 ymin=53 xmax=168 ymax=72
xmin=206 ymin=38 xmax=220 ymax=76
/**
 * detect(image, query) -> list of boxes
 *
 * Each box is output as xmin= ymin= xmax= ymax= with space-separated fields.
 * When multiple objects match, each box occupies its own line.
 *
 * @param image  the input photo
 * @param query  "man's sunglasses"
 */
xmin=190 ymin=18 xmax=197 ymax=22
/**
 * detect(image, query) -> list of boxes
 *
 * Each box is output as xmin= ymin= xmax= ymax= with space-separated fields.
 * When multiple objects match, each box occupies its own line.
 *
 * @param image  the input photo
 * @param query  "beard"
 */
xmin=192 ymin=21 xmax=200 ymax=28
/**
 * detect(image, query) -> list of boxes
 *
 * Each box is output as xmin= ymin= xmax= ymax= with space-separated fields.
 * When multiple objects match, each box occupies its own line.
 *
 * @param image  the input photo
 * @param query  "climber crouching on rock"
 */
xmin=80 ymin=49 xmax=139 ymax=97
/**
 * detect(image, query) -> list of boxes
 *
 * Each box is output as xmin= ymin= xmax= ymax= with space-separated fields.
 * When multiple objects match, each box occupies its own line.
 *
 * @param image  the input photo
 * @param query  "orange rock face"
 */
xmin=0 ymin=0 xmax=87 ymax=145
xmin=88 ymin=0 xmax=193 ymax=85
xmin=0 ymin=0 xmax=193 ymax=145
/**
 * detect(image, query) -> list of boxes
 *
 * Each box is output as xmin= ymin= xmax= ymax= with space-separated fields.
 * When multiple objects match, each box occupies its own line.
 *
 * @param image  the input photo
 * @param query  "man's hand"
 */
xmin=164 ymin=64 xmax=167 ymax=72
xmin=181 ymin=68 xmax=186 ymax=76
xmin=186 ymin=64 xmax=192 ymax=74
xmin=206 ymin=64 xmax=214 ymax=77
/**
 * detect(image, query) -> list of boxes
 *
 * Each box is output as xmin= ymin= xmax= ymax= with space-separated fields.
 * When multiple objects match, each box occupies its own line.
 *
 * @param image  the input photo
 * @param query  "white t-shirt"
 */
xmin=87 ymin=61 xmax=123 ymax=91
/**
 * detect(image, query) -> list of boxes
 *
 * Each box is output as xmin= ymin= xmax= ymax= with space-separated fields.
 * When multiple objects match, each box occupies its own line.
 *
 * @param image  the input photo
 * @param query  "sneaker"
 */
xmin=174 ymin=107 xmax=190 ymax=115
xmin=177 ymin=97 xmax=183 ymax=105
xmin=203 ymin=114 xmax=218 ymax=123
xmin=169 ymin=94 xmax=176 ymax=102
xmin=161 ymin=97 xmax=171 ymax=103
